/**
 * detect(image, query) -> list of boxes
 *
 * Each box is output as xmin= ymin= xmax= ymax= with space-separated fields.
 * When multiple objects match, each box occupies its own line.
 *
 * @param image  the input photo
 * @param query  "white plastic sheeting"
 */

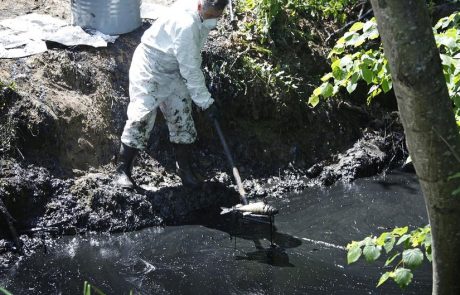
xmin=0 ymin=13 xmax=118 ymax=59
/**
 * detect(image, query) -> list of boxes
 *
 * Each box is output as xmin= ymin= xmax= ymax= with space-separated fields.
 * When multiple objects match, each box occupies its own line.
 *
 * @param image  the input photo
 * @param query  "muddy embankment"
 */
xmin=0 ymin=1 xmax=407 ymax=266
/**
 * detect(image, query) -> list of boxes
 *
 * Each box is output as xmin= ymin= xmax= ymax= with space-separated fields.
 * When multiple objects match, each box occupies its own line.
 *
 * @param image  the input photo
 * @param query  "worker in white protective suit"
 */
xmin=115 ymin=0 xmax=228 ymax=189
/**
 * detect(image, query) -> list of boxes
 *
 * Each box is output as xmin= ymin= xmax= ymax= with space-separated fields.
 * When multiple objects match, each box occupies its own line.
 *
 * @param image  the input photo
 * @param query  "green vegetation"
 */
xmin=347 ymin=225 xmax=432 ymax=288
xmin=237 ymin=0 xmax=361 ymax=42
xmin=310 ymin=11 xmax=460 ymax=126
xmin=218 ymin=1 xmax=367 ymax=119
xmin=0 ymin=287 xmax=12 ymax=295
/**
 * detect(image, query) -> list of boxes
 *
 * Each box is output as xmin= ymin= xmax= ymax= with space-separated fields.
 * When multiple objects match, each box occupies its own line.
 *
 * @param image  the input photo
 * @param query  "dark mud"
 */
xmin=0 ymin=121 xmax=406 ymax=267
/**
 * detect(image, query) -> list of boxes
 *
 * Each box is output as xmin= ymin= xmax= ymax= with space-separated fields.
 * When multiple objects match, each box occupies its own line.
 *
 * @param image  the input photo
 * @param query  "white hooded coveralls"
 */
xmin=121 ymin=0 xmax=214 ymax=149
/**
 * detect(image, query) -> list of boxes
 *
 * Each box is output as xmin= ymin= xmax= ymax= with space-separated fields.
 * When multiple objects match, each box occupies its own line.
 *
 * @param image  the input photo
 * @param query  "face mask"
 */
xmin=203 ymin=18 xmax=218 ymax=30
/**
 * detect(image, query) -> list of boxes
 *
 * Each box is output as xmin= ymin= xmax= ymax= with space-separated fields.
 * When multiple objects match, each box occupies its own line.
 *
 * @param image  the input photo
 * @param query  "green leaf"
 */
xmin=363 ymin=236 xmax=375 ymax=247
xmin=367 ymin=84 xmax=380 ymax=95
xmin=332 ymin=59 xmax=344 ymax=80
xmin=321 ymin=73 xmax=333 ymax=82
xmin=363 ymin=20 xmax=375 ymax=33
xmin=349 ymin=22 xmax=364 ymax=32
xmin=384 ymin=252 xmax=400 ymax=267
xmin=425 ymin=245 xmax=432 ymax=262
xmin=397 ymin=234 xmax=410 ymax=246
xmin=376 ymin=232 xmax=389 ymax=246
xmin=423 ymin=231 xmax=432 ymax=247
xmin=381 ymin=78 xmax=392 ymax=93
xmin=402 ymin=248 xmax=424 ymax=268
xmin=363 ymin=245 xmax=381 ymax=262
xmin=451 ymin=187 xmax=460 ymax=196
xmin=353 ymin=35 xmax=367 ymax=48
xmin=377 ymin=272 xmax=392 ymax=287
xmin=321 ymin=83 xmax=334 ymax=98
xmin=346 ymin=81 xmax=357 ymax=93
xmin=347 ymin=245 xmax=362 ymax=264
xmin=308 ymin=95 xmax=320 ymax=107
xmin=384 ymin=235 xmax=396 ymax=253
xmin=336 ymin=37 xmax=346 ymax=45
xmin=448 ymin=172 xmax=460 ymax=180
xmin=392 ymin=226 xmax=408 ymax=236
xmin=393 ymin=268 xmax=413 ymax=288
xmin=0 ymin=288 xmax=13 ymax=295
xmin=340 ymin=55 xmax=353 ymax=68
xmin=369 ymin=31 xmax=380 ymax=40
xmin=360 ymin=66 xmax=373 ymax=84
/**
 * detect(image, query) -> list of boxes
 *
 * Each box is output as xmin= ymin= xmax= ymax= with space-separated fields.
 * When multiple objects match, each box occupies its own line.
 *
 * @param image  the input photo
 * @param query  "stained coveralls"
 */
xmin=121 ymin=1 xmax=214 ymax=149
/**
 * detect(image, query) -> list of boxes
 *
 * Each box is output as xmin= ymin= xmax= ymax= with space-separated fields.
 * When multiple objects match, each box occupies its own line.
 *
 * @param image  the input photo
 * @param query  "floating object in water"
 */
xmin=220 ymin=201 xmax=279 ymax=216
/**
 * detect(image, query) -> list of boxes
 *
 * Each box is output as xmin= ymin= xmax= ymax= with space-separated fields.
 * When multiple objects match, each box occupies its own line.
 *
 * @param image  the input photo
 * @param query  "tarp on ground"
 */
xmin=0 ymin=13 xmax=118 ymax=59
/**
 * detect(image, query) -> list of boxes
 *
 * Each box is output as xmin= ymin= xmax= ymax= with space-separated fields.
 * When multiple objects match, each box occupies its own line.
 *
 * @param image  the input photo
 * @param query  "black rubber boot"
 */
xmin=115 ymin=143 xmax=139 ymax=189
xmin=174 ymin=143 xmax=202 ymax=188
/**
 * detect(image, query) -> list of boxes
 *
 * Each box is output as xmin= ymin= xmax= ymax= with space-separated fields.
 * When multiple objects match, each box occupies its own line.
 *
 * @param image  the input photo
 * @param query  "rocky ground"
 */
xmin=0 ymin=0 xmax=409 ymax=267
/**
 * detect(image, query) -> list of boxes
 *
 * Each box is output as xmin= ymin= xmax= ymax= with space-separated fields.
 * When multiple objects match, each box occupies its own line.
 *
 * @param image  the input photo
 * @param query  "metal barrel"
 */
xmin=71 ymin=0 xmax=142 ymax=35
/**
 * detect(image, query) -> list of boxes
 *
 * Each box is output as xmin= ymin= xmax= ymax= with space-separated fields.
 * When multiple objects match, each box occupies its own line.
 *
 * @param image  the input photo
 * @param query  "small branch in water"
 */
xmin=15 ymin=147 xmax=25 ymax=160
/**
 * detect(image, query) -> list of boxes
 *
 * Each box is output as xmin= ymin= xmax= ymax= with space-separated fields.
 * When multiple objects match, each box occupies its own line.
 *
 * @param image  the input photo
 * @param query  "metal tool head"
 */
xmin=241 ymin=213 xmax=274 ymax=224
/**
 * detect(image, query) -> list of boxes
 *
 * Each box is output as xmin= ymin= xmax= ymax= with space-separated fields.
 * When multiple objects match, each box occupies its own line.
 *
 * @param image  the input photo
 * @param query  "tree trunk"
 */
xmin=369 ymin=1 xmax=460 ymax=294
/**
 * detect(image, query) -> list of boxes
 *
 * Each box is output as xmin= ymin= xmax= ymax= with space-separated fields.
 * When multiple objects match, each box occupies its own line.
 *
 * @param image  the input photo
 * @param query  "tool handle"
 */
xmin=228 ymin=0 xmax=235 ymax=22
xmin=213 ymin=119 xmax=248 ymax=205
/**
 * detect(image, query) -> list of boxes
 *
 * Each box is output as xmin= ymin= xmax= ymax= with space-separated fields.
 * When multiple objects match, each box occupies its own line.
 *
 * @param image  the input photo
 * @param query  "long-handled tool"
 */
xmin=213 ymin=118 xmax=279 ymax=227
xmin=212 ymin=118 xmax=248 ymax=205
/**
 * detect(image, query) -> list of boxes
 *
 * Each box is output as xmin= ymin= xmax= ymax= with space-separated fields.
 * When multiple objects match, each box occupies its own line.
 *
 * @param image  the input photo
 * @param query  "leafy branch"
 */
xmin=347 ymin=225 xmax=431 ymax=288
xmin=310 ymin=11 xmax=460 ymax=126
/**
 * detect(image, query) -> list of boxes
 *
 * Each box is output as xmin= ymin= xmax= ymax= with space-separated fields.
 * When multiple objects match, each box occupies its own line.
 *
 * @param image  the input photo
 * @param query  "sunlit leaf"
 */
xmin=385 ymin=252 xmax=400 ymax=267
xmin=392 ymin=227 xmax=408 ymax=236
xmin=350 ymin=22 xmax=364 ymax=32
xmin=346 ymin=81 xmax=358 ymax=94
xmin=321 ymin=73 xmax=333 ymax=82
xmin=347 ymin=244 xmax=362 ymax=264
xmin=377 ymin=272 xmax=392 ymax=287
xmin=308 ymin=95 xmax=320 ymax=107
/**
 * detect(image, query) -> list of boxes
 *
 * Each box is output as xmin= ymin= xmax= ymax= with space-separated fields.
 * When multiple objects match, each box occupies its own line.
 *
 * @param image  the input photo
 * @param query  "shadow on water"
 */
xmin=129 ymin=180 xmax=302 ymax=268
xmin=190 ymin=209 xmax=303 ymax=268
